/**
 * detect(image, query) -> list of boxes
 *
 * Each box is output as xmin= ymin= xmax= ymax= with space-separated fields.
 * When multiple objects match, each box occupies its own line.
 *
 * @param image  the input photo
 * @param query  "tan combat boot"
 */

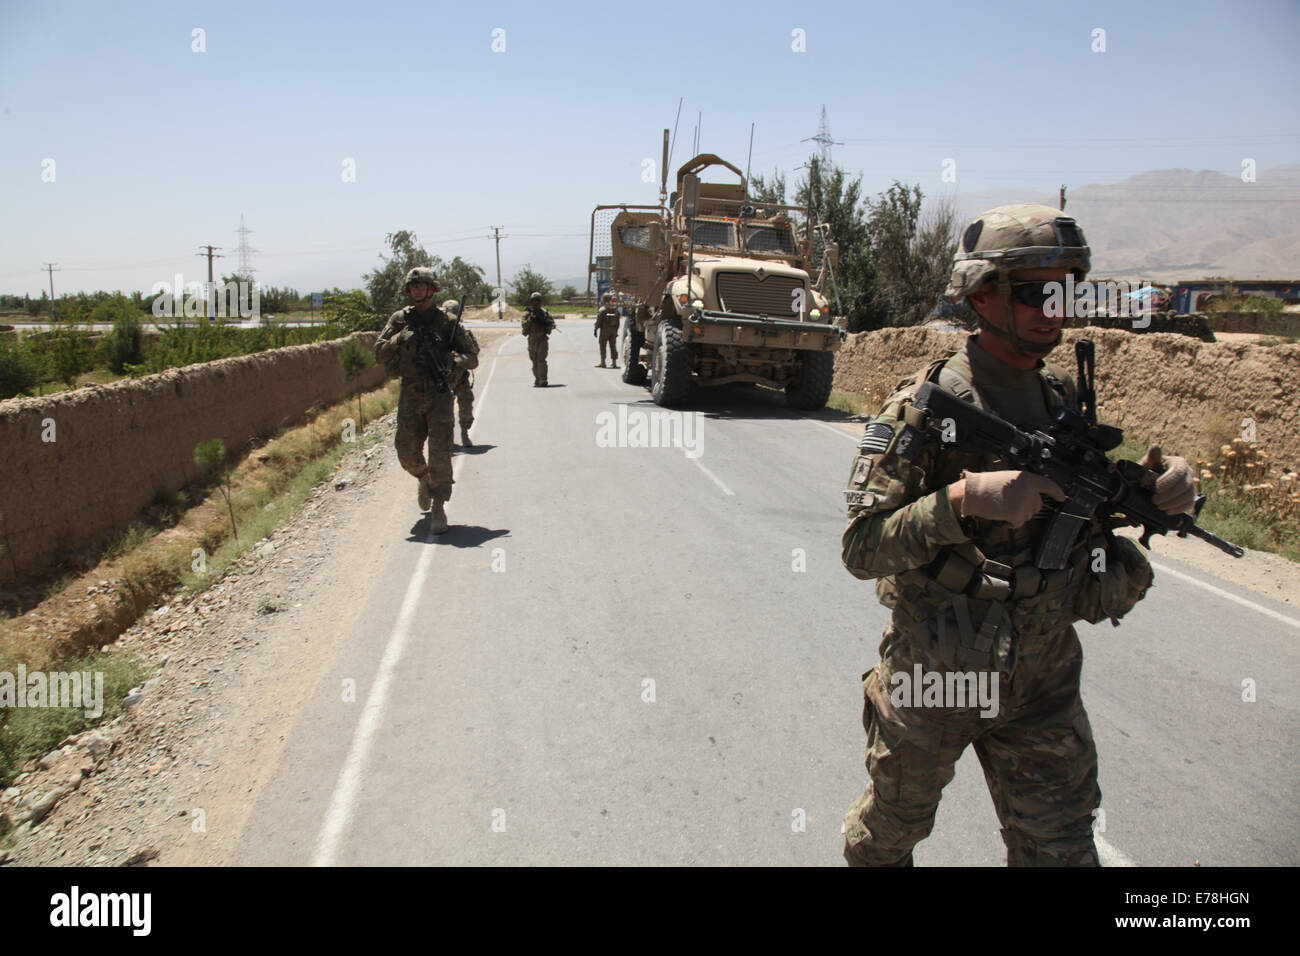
xmin=429 ymin=499 xmax=449 ymax=534
xmin=416 ymin=474 xmax=431 ymax=511
xmin=460 ymin=426 xmax=473 ymax=448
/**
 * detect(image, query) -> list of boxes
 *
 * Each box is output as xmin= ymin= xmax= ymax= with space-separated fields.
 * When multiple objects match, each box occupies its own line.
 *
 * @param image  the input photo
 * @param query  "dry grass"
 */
xmin=0 ymin=379 xmax=399 ymax=786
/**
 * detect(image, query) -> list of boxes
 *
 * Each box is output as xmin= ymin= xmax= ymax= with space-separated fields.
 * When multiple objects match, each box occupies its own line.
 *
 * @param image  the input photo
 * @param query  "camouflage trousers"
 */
xmin=598 ymin=330 xmax=617 ymax=364
xmin=452 ymin=371 xmax=474 ymax=430
xmin=527 ymin=333 xmax=549 ymax=385
xmin=843 ymin=620 xmax=1100 ymax=867
xmin=394 ymin=382 xmax=455 ymax=501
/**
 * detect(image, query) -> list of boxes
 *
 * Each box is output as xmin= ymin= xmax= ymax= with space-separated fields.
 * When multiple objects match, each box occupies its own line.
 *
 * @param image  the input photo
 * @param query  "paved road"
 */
xmin=233 ymin=319 xmax=1300 ymax=866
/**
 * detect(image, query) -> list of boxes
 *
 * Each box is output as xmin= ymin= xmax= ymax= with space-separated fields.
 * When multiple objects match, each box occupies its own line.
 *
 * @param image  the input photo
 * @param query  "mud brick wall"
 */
xmin=0 ymin=333 xmax=387 ymax=585
xmin=832 ymin=327 xmax=1300 ymax=468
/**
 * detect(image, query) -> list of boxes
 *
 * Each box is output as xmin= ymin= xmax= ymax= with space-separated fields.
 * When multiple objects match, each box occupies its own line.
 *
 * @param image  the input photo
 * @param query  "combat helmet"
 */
xmin=529 ymin=291 xmax=542 ymax=301
xmin=946 ymin=203 xmax=1090 ymax=357
xmin=441 ymin=298 xmax=461 ymax=317
xmin=403 ymin=266 xmax=440 ymax=291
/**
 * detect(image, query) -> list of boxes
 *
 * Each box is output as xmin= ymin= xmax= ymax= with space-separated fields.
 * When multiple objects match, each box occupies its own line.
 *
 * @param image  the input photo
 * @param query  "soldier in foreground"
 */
xmin=839 ymin=204 xmax=1196 ymax=866
xmin=593 ymin=292 xmax=620 ymax=368
xmin=374 ymin=268 xmax=479 ymax=533
xmin=442 ymin=298 xmax=478 ymax=446
xmin=521 ymin=291 xmax=555 ymax=387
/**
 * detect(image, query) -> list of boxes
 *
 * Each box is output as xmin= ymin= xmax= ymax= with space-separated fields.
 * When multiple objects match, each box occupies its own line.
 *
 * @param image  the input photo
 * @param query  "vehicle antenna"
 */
xmin=744 ymin=122 xmax=755 ymax=199
xmin=667 ymin=97 xmax=683 ymax=176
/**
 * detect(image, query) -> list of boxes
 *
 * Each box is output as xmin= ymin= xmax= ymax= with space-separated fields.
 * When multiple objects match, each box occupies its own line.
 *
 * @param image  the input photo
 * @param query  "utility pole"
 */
xmin=1059 ymin=185 xmax=1067 ymax=211
xmin=42 ymin=262 xmax=58 ymax=321
xmin=196 ymin=245 xmax=224 ymax=324
xmin=492 ymin=226 xmax=507 ymax=319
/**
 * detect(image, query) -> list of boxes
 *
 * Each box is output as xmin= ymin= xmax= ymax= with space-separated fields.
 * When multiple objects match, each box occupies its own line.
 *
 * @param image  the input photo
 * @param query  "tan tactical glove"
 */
xmin=957 ymin=470 xmax=1066 ymax=527
xmin=1139 ymin=445 xmax=1196 ymax=515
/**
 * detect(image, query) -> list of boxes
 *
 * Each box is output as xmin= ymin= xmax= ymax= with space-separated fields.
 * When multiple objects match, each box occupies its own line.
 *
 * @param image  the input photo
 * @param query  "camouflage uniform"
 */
xmin=594 ymin=299 xmax=620 ymax=367
xmin=375 ymin=302 xmax=479 ymax=503
xmin=442 ymin=299 xmax=477 ymax=441
xmin=521 ymin=297 xmax=555 ymax=386
xmin=840 ymin=204 xmax=1153 ymax=867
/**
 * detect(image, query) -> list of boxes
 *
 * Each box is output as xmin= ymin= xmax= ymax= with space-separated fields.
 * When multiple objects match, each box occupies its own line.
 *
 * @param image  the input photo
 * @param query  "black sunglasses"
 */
xmin=1008 ymin=280 xmax=1080 ymax=309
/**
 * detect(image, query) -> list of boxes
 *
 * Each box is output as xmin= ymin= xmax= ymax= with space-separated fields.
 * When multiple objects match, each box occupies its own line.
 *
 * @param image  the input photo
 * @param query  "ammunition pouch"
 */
xmin=1073 ymin=534 xmax=1153 ymax=626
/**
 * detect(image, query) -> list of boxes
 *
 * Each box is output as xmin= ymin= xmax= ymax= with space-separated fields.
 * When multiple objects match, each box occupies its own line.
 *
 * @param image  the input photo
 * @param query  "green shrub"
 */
xmin=0 ymin=339 xmax=42 ymax=399
xmin=101 ymin=312 xmax=145 ymax=373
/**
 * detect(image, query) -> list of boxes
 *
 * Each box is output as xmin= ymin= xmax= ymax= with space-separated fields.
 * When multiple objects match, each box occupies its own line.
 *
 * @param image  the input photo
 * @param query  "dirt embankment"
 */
xmin=0 ymin=334 xmax=387 ymax=587
xmin=832 ymin=327 xmax=1300 ymax=466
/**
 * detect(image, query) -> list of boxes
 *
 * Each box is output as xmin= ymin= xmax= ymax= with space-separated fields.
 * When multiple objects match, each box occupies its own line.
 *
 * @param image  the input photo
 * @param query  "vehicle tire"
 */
xmin=650 ymin=320 xmax=692 ymax=406
xmin=785 ymin=350 xmax=835 ymax=410
xmin=622 ymin=325 xmax=647 ymax=385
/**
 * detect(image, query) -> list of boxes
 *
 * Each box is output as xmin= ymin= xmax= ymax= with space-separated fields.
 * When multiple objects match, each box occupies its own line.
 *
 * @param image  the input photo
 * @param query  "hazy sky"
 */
xmin=2 ymin=0 xmax=1297 ymax=297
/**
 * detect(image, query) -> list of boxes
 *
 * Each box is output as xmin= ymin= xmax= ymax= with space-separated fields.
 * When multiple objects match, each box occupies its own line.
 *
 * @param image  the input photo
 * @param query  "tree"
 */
xmin=338 ymin=337 xmax=375 ymax=431
xmin=0 ymin=339 xmax=41 ymax=399
xmin=866 ymin=183 xmax=960 ymax=326
xmin=365 ymin=230 xmax=442 ymax=320
xmin=750 ymin=169 xmax=787 ymax=204
xmin=795 ymin=157 xmax=888 ymax=331
xmin=45 ymin=324 xmax=95 ymax=388
xmin=560 ymin=284 xmax=578 ymax=299
xmin=438 ymin=256 xmax=491 ymax=304
xmin=323 ymin=288 xmax=380 ymax=334
xmin=93 ymin=296 xmax=146 ymax=373
xmin=508 ymin=265 xmax=555 ymax=308
xmin=194 ymin=439 xmax=238 ymax=541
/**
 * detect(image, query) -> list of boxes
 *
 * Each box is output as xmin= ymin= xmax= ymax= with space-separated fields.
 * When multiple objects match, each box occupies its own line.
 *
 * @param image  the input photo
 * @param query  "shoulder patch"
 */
xmin=851 ymin=456 xmax=873 ymax=486
xmin=845 ymin=490 xmax=877 ymax=508
xmin=858 ymin=421 xmax=894 ymax=454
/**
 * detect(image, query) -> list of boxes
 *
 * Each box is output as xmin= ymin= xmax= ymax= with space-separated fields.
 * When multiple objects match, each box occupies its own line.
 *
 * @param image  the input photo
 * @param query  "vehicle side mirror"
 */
xmin=682 ymin=174 xmax=701 ymax=217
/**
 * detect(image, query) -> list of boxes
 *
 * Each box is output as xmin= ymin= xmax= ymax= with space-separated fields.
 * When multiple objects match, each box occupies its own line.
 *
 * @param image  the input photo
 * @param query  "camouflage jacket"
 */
xmin=521 ymin=306 xmax=554 ymax=337
xmin=375 ymin=305 xmax=480 ymax=386
xmin=840 ymin=336 xmax=1145 ymax=647
xmin=595 ymin=306 xmax=620 ymax=335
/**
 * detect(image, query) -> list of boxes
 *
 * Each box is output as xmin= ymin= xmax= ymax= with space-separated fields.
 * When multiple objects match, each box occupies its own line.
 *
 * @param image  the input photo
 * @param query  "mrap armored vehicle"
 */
xmin=588 ymin=132 xmax=844 ymax=409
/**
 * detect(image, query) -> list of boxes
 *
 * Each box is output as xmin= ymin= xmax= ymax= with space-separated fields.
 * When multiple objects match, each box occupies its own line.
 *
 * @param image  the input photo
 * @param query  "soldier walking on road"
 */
xmin=442 ymin=298 xmax=478 ymax=446
xmin=374 ymin=268 xmax=480 ymax=534
xmin=521 ymin=291 xmax=555 ymax=387
xmin=839 ymin=204 xmax=1196 ymax=866
xmin=594 ymin=292 xmax=620 ymax=368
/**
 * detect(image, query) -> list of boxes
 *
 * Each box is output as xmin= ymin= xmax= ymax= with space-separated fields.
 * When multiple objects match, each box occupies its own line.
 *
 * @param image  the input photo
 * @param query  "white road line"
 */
xmin=1096 ymin=833 xmax=1138 ymax=867
xmin=694 ymin=457 xmax=735 ymax=496
xmin=312 ymin=340 xmax=505 ymax=867
xmin=1149 ymin=560 xmax=1300 ymax=630
xmin=811 ymin=414 xmax=1300 ymax=630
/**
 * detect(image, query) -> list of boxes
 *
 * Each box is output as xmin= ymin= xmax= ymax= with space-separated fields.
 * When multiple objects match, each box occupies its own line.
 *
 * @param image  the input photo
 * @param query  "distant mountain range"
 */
xmin=947 ymin=165 xmax=1300 ymax=283
xmin=559 ymin=166 xmax=1300 ymax=291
